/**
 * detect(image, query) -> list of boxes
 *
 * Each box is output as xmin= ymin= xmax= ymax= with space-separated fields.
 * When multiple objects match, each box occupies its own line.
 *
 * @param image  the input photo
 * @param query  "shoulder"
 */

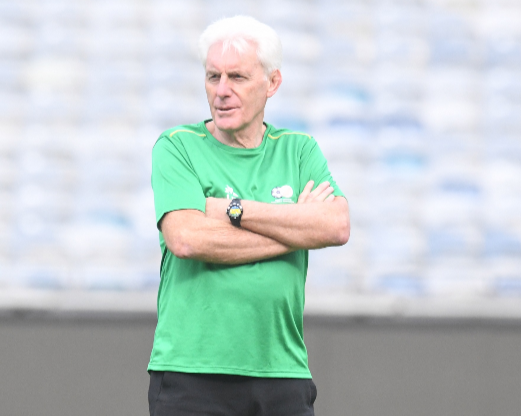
xmin=266 ymin=124 xmax=314 ymax=143
xmin=265 ymin=124 xmax=318 ymax=156
xmin=153 ymin=122 xmax=207 ymax=155
xmin=157 ymin=122 xmax=207 ymax=144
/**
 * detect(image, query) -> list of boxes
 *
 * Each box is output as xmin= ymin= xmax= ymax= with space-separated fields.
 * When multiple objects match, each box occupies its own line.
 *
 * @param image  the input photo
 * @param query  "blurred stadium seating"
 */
xmin=0 ymin=0 xmax=520 ymax=313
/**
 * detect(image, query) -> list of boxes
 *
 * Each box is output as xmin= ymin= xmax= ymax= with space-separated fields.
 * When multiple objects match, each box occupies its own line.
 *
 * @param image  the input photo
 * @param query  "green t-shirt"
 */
xmin=148 ymin=120 xmax=344 ymax=378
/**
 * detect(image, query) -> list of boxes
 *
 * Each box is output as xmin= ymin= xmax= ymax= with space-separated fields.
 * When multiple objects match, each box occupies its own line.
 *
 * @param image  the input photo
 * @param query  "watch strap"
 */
xmin=227 ymin=198 xmax=243 ymax=227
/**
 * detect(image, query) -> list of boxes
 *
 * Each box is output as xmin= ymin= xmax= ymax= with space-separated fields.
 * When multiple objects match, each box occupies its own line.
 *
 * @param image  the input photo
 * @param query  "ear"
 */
xmin=266 ymin=69 xmax=282 ymax=98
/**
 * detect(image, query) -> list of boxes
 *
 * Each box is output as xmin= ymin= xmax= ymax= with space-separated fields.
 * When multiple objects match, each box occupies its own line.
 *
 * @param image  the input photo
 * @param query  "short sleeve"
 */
xmin=299 ymin=138 xmax=345 ymax=199
xmin=151 ymin=135 xmax=206 ymax=228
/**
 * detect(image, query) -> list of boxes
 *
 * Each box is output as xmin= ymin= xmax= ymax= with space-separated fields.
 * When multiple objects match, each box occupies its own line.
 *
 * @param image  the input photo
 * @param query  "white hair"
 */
xmin=198 ymin=16 xmax=283 ymax=76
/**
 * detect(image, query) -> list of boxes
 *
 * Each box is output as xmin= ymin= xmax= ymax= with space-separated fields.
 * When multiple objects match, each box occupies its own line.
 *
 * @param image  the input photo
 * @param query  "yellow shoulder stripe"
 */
xmin=169 ymin=129 xmax=206 ymax=138
xmin=268 ymin=132 xmax=312 ymax=140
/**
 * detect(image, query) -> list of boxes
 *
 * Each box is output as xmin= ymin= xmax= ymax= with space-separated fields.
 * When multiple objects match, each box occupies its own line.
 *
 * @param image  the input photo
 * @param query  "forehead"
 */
xmin=205 ymin=41 xmax=262 ymax=72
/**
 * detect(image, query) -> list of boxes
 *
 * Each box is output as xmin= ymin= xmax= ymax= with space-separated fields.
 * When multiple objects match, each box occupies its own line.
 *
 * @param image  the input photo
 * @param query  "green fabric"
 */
xmin=148 ymin=120 xmax=345 ymax=378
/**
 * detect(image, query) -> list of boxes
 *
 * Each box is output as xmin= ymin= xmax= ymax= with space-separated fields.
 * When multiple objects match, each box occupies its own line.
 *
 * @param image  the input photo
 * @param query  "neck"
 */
xmin=207 ymin=117 xmax=266 ymax=149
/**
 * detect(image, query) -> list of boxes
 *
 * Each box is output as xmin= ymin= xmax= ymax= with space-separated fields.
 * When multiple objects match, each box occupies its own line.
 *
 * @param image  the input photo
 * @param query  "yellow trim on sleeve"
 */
xmin=268 ymin=132 xmax=312 ymax=140
xmin=169 ymin=129 xmax=206 ymax=138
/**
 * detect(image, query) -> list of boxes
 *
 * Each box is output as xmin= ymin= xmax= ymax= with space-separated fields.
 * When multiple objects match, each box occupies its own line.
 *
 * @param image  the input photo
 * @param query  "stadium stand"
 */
xmin=0 ymin=0 xmax=520 ymax=315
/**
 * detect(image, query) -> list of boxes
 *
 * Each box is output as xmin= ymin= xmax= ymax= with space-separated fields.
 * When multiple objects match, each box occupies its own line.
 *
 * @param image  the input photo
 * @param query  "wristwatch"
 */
xmin=226 ymin=198 xmax=243 ymax=227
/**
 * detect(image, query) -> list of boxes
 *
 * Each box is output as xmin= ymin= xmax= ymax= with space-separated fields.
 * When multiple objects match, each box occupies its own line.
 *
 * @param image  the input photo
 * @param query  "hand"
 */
xmin=205 ymin=197 xmax=230 ymax=221
xmin=297 ymin=180 xmax=335 ymax=204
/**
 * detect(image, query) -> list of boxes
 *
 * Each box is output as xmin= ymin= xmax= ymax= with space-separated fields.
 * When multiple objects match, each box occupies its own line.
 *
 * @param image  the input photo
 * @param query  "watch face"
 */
xmin=228 ymin=207 xmax=242 ymax=219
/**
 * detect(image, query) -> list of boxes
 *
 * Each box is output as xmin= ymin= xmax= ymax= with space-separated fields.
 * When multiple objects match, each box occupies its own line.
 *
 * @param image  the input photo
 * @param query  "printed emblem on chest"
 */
xmin=271 ymin=185 xmax=295 ymax=204
xmin=225 ymin=185 xmax=239 ymax=199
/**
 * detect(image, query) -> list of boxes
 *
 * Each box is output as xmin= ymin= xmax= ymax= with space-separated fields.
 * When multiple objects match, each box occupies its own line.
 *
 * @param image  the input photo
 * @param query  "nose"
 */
xmin=216 ymin=75 xmax=232 ymax=99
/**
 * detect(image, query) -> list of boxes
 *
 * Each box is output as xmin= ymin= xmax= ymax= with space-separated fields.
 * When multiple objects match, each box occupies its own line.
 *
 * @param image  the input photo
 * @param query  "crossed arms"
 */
xmin=159 ymin=180 xmax=350 ymax=265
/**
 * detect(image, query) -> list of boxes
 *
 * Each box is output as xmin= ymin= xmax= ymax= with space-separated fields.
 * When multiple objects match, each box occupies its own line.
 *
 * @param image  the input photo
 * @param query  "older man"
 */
xmin=148 ymin=15 xmax=349 ymax=416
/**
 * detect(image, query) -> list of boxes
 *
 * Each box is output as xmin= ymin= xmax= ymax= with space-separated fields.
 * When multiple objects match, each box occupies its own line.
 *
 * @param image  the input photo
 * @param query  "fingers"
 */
xmin=309 ymin=181 xmax=330 ymax=198
xmin=298 ymin=181 xmax=335 ymax=203
xmin=297 ymin=180 xmax=314 ymax=203
xmin=325 ymin=194 xmax=335 ymax=202
xmin=309 ymin=181 xmax=334 ymax=202
xmin=315 ymin=185 xmax=334 ymax=202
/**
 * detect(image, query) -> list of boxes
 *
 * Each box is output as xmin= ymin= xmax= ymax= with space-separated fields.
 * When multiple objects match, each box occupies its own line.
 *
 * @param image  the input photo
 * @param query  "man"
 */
xmin=148 ymin=15 xmax=350 ymax=416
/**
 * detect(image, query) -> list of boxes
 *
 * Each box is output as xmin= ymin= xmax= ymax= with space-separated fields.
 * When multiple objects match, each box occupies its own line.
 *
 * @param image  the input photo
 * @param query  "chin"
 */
xmin=214 ymin=116 xmax=244 ymax=132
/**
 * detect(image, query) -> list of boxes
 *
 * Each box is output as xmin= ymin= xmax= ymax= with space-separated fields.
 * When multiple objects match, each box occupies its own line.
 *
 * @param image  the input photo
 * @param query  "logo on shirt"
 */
xmin=271 ymin=185 xmax=294 ymax=204
xmin=225 ymin=185 xmax=239 ymax=200
xmin=272 ymin=185 xmax=293 ymax=199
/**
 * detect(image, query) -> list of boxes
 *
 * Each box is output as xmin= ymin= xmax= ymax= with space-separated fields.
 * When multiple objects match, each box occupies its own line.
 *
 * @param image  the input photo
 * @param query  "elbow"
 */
xmin=334 ymin=221 xmax=350 ymax=246
xmin=170 ymin=240 xmax=193 ymax=259
xmin=340 ymin=222 xmax=351 ymax=245
xmin=331 ymin=214 xmax=350 ymax=246
xmin=328 ymin=197 xmax=350 ymax=246
xmin=167 ymin=229 xmax=195 ymax=259
xmin=337 ymin=199 xmax=351 ymax=245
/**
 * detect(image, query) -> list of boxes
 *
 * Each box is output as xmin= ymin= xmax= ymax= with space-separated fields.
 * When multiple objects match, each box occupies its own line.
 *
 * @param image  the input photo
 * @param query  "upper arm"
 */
xmin=152 ymin=136 xmax=206 ymax=230
xmin=299 ymin=138 xmax=345 ymax=199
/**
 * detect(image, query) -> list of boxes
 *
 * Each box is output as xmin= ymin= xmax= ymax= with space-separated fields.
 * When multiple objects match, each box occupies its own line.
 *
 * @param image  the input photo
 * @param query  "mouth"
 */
xmin=215 ymin=107 xmax=237 ymax=113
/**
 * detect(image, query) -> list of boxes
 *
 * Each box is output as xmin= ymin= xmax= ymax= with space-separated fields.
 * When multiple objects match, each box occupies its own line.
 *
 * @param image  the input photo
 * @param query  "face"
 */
xmin=205 ymin=41 xmax=281 ymax=133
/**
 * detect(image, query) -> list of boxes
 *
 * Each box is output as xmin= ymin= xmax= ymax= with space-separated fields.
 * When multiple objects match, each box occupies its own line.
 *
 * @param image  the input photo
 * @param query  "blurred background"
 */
xmin=1 ymin=0 xmax=521 ymax=415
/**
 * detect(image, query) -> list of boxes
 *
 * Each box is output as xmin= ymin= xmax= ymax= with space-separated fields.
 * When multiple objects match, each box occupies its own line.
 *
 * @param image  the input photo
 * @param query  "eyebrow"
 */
xmin=205 ymin=70 xmax=249 ymax=78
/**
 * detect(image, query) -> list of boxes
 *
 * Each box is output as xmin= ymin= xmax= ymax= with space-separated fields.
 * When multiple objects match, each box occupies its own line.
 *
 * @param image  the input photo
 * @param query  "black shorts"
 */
xmin=148 ymin=371 xmax=317 ymax=416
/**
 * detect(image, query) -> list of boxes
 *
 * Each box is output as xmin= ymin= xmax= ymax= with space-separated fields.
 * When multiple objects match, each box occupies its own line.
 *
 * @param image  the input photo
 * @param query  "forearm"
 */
xmin=240 ymin=198 xmax=350 ymax=249
xmin=204 ymin=182 xmax=350 ymax=250
xmin=184 ymin=220 xmax=295 ymax=264
xmin=161 ymin=211 xmax=294 ymax=265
